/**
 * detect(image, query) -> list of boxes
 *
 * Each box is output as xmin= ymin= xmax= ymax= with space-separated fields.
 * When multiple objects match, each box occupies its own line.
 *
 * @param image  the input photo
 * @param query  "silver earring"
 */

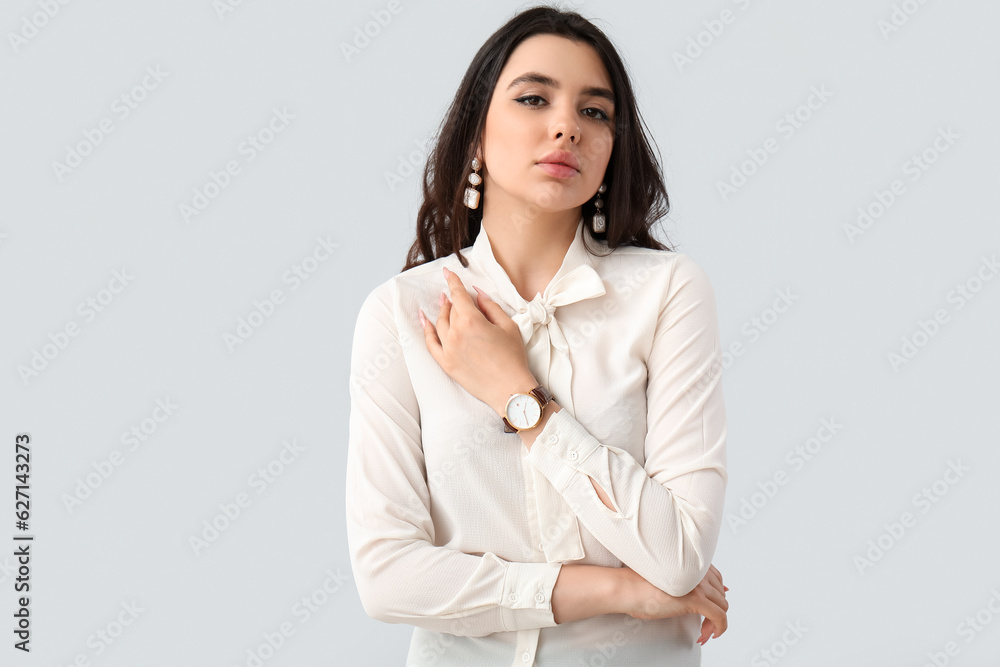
xmin=464 ymin=157 xmax=482 ymax=209
xmin=592 ymin=182 xmax=606 ymax=232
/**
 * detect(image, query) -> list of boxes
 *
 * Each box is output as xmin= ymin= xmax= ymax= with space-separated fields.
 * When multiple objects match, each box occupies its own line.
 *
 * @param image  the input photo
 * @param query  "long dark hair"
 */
xmin=402 ymin=5 xmax=672 ymax=273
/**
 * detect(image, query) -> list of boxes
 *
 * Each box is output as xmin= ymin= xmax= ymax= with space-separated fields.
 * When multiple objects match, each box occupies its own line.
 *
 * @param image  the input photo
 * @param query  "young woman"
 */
xmin=347 ymin=6 xmax=730 ymax=665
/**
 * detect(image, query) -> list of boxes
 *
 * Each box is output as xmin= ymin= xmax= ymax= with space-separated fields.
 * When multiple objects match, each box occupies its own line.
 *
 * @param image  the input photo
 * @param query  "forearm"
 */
xmin=515 ymin=400 xmax=617 ymax=511
xmin=522 ymin=405 xmax=727 ymax=598
xmin=550 ymin=563 xmax=624 ymax=624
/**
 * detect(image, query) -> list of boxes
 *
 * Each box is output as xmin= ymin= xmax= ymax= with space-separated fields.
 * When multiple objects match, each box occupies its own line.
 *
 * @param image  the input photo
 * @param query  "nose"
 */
xmin=552 ymin=104 xmax=581 ymax=143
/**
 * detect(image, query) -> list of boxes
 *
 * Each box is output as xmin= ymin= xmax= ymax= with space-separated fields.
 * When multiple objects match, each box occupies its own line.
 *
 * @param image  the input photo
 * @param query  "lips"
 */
xmin=537 ymin=162 xmax=578 ymax=178
xmin=537 ymin=150 xmax=580 ymax=172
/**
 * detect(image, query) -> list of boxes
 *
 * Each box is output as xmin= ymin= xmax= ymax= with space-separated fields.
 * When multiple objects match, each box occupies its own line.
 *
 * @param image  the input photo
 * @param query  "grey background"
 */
xmin=2 ymin=0 xmax=998 ymax=665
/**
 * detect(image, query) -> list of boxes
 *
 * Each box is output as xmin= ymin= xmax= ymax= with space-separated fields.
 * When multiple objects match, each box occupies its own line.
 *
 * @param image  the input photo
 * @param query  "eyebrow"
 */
xmin=506 ymin=72 xmax=615 ymax=106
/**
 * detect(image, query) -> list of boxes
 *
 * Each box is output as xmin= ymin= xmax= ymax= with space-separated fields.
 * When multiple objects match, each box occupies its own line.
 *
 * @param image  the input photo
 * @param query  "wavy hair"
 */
xmin=402 ymin=5 xmax=672 ymax=272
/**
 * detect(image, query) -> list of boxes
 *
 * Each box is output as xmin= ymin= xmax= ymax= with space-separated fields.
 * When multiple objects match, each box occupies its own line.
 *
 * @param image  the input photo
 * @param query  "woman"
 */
xmin=346 ymin=6 xmax=730 ymax=665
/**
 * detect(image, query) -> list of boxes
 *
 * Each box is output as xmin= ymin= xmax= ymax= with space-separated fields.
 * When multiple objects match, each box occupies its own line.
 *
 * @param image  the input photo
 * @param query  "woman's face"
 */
xmin=478 ymin=34 xmax=616 ymax=220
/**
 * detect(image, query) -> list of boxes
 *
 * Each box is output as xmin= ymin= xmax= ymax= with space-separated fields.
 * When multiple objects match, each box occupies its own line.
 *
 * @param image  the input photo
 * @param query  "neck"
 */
xmin=481 ymin=198 xmax=580 ymax=302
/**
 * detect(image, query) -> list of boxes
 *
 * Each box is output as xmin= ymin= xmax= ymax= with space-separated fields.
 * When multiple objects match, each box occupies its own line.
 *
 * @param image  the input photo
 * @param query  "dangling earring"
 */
xmin=464 ymin=157 xmax=482 ymax=209
xmin=592 ymin=182 xmax=607 ymax=232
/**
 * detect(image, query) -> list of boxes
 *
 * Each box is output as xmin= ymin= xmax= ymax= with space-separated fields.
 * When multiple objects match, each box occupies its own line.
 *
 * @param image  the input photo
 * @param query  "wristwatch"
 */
xmin=502 ymin=384 xmax=553 ymax=433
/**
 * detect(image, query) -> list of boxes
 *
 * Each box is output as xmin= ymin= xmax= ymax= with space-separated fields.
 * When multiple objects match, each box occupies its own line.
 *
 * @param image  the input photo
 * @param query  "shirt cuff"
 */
xmin=525 ymin=408 xmax=628 ymax=518
xmin=499 ymin=561 xmax=563 ymax=632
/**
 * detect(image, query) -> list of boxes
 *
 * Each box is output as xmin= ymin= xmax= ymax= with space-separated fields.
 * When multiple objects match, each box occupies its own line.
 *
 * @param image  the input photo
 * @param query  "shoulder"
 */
xmin=354 ymin=253 xmax=458 ymax=333
xmin=596 ymin=244 xmax=717 ymax=297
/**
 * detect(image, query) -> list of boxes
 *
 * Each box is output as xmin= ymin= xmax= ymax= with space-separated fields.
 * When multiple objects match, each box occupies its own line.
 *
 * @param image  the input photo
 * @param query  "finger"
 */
xmin=698 ymin=619 xmax=715 ymax=645
xmin=709 ymin=604 xmax=728 ymax=637
xmin=472 ymin=285 xmax=512 ymax=327
xmin=713 ymin=570 xmax=727 ymax=594
xmin=443 ymin=267 xmax=477 ymax=317
xmin=708 ymin=564 xmax=723 ymax=588
xmin=703 ymin=583 xmax=728 ymax=612
xmin=437 ymin=291 xmax=452 ymax=340
xmin=708 ymin=566 xmax=726 ymax=596
xmin=700 ymin=605 xmax=727 ymax=640
xmin=419 ymin=308 xmax=443 ymax=362
xmin=713 ymin=565 xmax=725 ymax=591
xmin=703 ymin=566 xmax=723 ymax=593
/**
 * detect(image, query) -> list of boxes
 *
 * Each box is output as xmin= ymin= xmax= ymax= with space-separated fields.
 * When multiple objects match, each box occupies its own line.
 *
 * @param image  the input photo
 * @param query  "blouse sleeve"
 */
xmin=345 ymin=282 xmax=564 ymax=637
xmin=524 ymin=252 xmax=728 ymax=597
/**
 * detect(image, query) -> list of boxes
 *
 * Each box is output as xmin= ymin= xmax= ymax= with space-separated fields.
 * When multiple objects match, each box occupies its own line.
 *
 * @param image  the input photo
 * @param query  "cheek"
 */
xmin=593 ymin=133 xmax=615 ymax=162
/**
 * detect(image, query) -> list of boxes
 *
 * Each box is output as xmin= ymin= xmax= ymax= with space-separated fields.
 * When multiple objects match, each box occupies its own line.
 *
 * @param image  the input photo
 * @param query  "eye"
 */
xmin=515 ymin=95 xmax=546 ymax=107
xmin=583 ymin=107 xmax=612 ymax=123
xmin=514 ymin=96 xmax=612 ymax=123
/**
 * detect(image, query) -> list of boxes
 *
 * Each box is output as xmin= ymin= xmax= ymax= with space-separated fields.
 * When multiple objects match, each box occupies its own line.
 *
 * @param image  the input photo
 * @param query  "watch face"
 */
xmin=506 ymin=394 xmax=541 ymax=429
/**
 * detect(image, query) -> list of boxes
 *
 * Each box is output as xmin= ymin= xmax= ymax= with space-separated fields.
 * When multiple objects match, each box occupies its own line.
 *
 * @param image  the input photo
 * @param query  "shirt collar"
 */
xmin=464 ymin=215 xmax=599 ymax=307
xmin=464 ymin=214 xmax=605 ymax=565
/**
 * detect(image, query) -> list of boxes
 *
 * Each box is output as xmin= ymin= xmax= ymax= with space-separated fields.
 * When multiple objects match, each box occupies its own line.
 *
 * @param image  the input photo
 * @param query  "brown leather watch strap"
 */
xmin=530 ymin=385 xmax=553 ymax=406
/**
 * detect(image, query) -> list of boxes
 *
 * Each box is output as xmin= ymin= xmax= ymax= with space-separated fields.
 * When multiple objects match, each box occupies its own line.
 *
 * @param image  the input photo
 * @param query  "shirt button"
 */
xmin=522 ymin=651 xmax=532 ymax=662
xmin=546 ymin=434 xmax=558 ymax=444
xmin=568 ymin=450 xmax=578 ymax=460
xmin=538 ymin=542 xmax=544 ymax=551
xmin=509 ymin=592 xmax=518 ymax=603
xmin=535 ymin=592 xmax=545 ymax=603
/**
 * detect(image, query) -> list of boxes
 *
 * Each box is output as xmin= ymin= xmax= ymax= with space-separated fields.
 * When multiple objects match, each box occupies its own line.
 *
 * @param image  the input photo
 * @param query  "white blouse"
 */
xmin=346 ymin=216 xmax=728 ymax=666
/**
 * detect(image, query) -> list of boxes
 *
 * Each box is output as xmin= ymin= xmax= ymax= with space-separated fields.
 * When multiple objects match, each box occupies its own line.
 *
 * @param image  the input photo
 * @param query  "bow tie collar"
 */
xmin=510 ymin=264 xmax=606 ymax=433
xmin=465 ymin=218 xmax=606 ymax=563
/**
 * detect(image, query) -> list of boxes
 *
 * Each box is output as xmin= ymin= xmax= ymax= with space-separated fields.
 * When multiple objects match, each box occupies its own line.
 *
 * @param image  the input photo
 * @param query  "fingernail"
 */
xmin=418 ymin=309 xmax=426 ymax=326
xmin=439 ymin=291 xmax=446 ymax=306
xmin=473 ymin=285 xmax=485 ymax=297
xmin=442 ymin=266 xmax=449 ymax=278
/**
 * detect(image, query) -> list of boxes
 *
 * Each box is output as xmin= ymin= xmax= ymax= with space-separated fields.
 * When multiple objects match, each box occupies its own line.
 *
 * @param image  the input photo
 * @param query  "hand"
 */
xmin=618 ymin=564 xmax=729 ymax=646
xmin=419 ymin=266 xmax=535 ymax=415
